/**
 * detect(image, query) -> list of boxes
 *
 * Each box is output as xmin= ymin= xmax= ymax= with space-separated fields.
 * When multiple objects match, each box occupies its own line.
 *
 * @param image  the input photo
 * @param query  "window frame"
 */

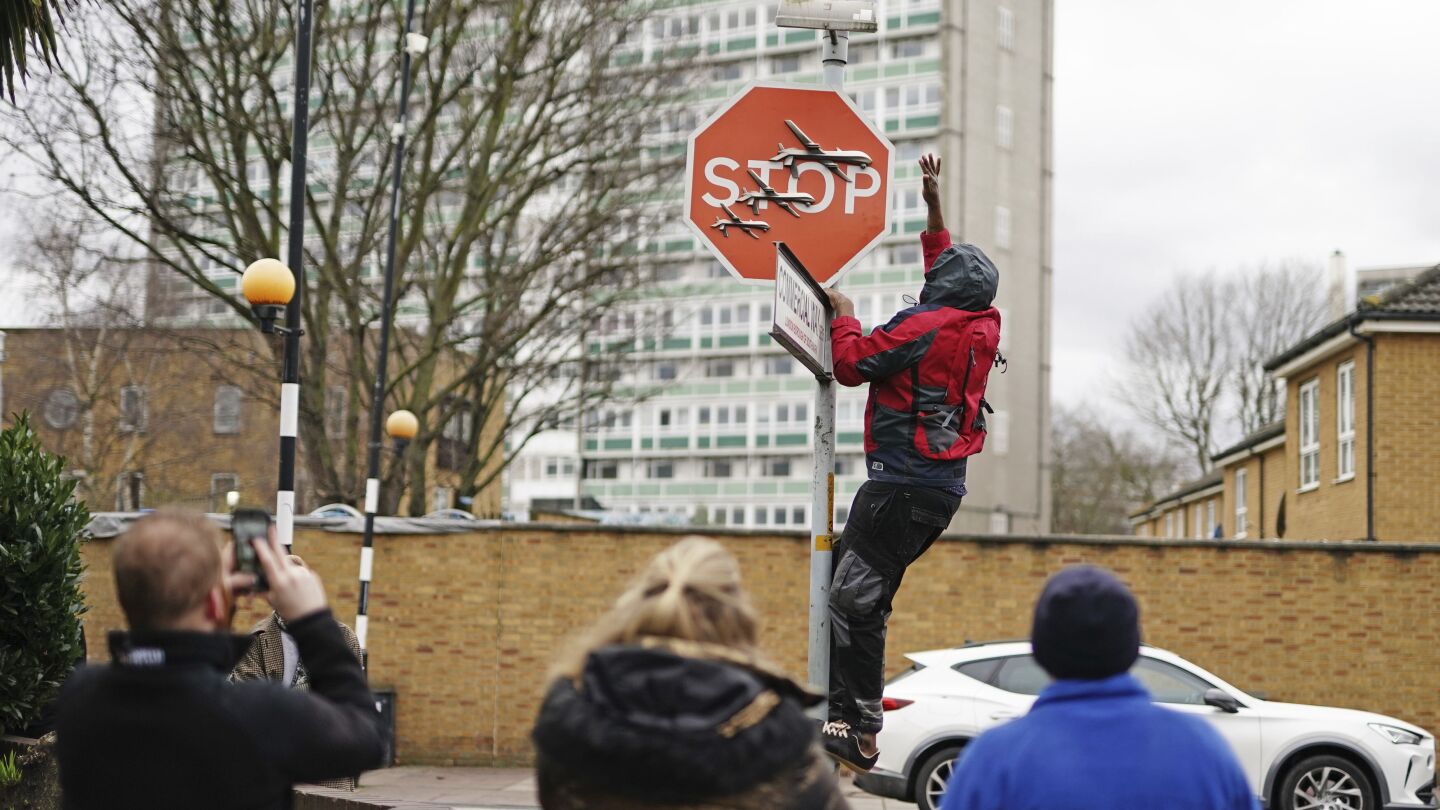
xmin=213 ymin=385 xmax=243 ymax=435
xmin=1234 ymin=467 xmax=1248 ymax=539
xmin=1336 ymin=361 xmax=1356 ymax=482
xmin=118 ymin=385 xmax=148 ymax=434
xmin=1298 ymin=378 xmax=1320 ymax=491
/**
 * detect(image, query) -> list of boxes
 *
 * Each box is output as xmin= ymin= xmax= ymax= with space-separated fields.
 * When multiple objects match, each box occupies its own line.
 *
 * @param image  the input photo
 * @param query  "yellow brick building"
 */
xmin=0 ymin=327 xmax=499 ymax=516
xmin=1132 ymin=265 xmax=1440 ymax=541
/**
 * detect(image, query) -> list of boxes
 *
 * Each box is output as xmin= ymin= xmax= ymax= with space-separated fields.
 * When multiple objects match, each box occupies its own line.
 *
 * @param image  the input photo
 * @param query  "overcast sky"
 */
xmin=4 ymin=1 xmax=1439 ymax=409
xmin=1051 ymin=0 xmax=1440 ymax=406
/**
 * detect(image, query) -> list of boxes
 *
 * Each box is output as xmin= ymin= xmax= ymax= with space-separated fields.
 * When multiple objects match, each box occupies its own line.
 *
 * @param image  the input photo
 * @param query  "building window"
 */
xmin=655 ymin=362 xmax=678 ymax=381
xmin=1192 ymin=503 xmax=1203 ymax=539
xmin=648 ymin=460 xmax=674 ymax=479
xmin=765 ymin=357 xmax=794 ymax=376
xmin=762 ymin=458 xmax=791 ymax=477
xmin=996 ymin=105 xmax=1013 ymax=149
xmin=705 ymin=459 xmax=733 ymax=478
xmin=213 ymin=385 xmax=243 ymax=435
xmin=43 ymin=388 xmax=80 ymax=430
xmin=731 ymin=507 xmax=744 ymax=526
xmin=210 ymin=474 xmax=239 ymax=513
xmin=588 ymin=460 xmax=619 ymax=480
xmin=324 ymin=385 xmax=347 ymax=439
xmin=1205 ymin=500 xmax=1216 ymax=539
xmin=994 ymin=205 xmax=1011 ymax=250
xmin=754 ymin=507 xmax=768 ymax=526
xmin=1298 ymin=378 xmax=1320 ymax=490
xmin=116 ymin=471 xmax=145 ymax=511
xmin=989 ymin=411 xmax=1010 ymax=455
xmin=792 ymin=506 xmax=805 ymax=526
xmin=1337 ymin=361 xmax=1355 ymax=480
xmin=432 ymin=487 xmax=453 ymax=513
xmin=706 ymin=359 xmax=735 ymax=378
xmin=997 ymin=6 xmax=1015 ymax=51
xmin=989 ymin=510 xmax=1009 ymax=535
xmin=119 ymin=385 xmax=148 ymax=433
xmin=1234 ymin=468 xmax=1248 ymax=539
xmin=1164 ymin=511 xmax=1174 ymax=539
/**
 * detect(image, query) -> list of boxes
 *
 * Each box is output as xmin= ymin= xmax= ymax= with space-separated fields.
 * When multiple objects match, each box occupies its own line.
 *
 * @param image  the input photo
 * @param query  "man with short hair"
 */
xmin=57 ymin=509 xmax=383 ymax=809
xmin=939 ymin=566 xmax=1259 ymax=810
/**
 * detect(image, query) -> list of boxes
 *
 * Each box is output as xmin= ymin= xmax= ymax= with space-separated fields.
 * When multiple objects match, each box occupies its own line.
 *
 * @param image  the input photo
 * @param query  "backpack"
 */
xmin=913 ymin=309 xmax=1002 ymax=460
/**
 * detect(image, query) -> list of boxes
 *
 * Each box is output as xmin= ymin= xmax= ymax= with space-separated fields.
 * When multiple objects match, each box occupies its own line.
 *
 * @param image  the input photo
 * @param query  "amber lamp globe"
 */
xmin=386 ymin=410 xmax=419 ymax=441
xmin=241 ymin=259 xmax=296 ymax=306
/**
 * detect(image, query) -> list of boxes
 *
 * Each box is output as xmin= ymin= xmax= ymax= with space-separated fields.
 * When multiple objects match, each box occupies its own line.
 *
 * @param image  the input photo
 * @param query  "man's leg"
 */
xmin=827 ymin=484 xmax=962 ymax=765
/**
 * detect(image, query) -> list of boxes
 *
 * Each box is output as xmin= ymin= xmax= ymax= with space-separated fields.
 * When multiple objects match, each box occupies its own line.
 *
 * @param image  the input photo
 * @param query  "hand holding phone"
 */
xmin=231 ymin=507 xmax=272 ymax=593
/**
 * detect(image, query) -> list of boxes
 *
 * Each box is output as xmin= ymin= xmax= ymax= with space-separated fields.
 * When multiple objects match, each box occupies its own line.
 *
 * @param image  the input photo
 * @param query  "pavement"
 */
xmin=298 ymin=766 xmax=916 ymax=809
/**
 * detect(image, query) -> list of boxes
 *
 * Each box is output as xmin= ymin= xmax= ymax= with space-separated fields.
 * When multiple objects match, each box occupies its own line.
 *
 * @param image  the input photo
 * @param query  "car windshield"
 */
xmin=976 ymin=654 xmax=1220 ymax=705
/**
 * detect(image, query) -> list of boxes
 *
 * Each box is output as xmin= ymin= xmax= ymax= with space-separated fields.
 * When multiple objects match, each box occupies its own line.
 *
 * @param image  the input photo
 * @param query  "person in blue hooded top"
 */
xmin=940 ymin=565 xmax=1259 ymax=810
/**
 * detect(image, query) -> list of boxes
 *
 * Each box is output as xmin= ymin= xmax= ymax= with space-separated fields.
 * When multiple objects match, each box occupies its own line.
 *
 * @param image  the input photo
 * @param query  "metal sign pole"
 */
xmin=807 ymin=27 xmax=848 ymax=720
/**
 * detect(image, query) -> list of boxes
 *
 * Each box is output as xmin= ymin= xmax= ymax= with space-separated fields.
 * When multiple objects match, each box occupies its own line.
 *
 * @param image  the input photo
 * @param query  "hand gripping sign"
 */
xmin=684 ymin=83 xmax=895 ymax=287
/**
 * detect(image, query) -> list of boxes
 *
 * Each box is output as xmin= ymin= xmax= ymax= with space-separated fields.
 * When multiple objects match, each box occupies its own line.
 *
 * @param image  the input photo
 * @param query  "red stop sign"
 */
xmin=684 ymin=83 xmax=895 ymax=287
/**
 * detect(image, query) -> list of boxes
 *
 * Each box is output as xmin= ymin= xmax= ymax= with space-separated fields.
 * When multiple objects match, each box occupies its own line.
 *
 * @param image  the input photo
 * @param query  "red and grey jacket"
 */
xmin=831 ymin=230 xmax=1001 ymax=489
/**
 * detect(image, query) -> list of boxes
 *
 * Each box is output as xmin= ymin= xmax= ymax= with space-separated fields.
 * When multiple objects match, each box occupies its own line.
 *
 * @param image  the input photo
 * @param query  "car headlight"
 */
xmin=1369 ymin=723 xmax=1423 ymax=745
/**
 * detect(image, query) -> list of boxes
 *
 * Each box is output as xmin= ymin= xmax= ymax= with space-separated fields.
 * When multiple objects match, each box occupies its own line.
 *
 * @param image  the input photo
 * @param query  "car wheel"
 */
xmin=1278 ymin=754 xmax=1376 ymax=810
xmin=913 ymin=745 xmax=963 ymax=810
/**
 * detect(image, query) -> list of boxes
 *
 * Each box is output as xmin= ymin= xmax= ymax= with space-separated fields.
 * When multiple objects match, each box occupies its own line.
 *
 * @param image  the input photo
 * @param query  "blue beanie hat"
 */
xmin=1031 ymin=566 xmax=1140 ymax=680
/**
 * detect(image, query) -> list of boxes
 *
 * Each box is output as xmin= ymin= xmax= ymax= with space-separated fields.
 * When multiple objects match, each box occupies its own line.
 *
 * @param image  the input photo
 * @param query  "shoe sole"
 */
xmin=822 ymin=746 xmax=878 ymax=774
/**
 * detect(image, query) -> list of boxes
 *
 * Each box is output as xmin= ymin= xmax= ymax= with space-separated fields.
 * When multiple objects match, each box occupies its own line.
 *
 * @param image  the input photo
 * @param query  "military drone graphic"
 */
xmin=710 ymin=203 xmax=771 ymax=239
xmin=735 ymin=169 xmax=815 ymax=218
xmin=770 ymin=120 xmax=873 ymax=183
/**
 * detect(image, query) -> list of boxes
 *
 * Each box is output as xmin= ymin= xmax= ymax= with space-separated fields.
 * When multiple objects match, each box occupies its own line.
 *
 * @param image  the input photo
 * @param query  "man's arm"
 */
xmin=919 ymin=153 xmax=952 ymax=273
xmin=825 ymin=288 xmax=940 ymax=387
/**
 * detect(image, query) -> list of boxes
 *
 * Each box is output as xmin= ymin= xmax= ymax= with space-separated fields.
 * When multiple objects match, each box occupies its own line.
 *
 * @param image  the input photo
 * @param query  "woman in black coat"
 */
xmin=532 ymin=537 xmax=849 ymax=810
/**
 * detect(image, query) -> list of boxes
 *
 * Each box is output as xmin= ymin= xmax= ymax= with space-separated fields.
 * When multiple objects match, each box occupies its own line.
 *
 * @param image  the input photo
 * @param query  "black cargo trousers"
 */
xmin=827 ymin=480 xmax=962 ymax=734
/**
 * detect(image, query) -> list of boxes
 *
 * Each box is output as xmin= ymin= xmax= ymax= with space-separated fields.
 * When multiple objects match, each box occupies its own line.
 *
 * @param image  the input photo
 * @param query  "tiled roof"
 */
xmin=1265 ymin=263 xmax=1440 ymax=371
xmin=1129 ymin=469 xmax=1225 ymax=518
xmin=1361 ymin=264 xmax=1440 ymax=314
xmin=1211 ymin=421 xmax=1285 ymax=463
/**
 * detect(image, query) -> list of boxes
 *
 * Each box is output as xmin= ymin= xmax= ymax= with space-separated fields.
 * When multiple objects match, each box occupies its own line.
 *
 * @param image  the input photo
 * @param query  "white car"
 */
xmin=855 ymin=641 xmax=1435 ymax=810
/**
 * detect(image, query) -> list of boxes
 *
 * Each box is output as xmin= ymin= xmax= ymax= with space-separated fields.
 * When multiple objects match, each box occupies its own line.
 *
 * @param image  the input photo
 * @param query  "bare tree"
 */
xmin=1051 ymin=406 xmax=1186 ymax=535
xmin=1229 ymin=261 xmax=1330 ymax=433
xmin=1120 ymin=263 xmax=1328 ymax=474
xmin=1121 ymin=274 xmax=1228 ymax=473
xmin=2 ymin=0 xmax=688 ymax=514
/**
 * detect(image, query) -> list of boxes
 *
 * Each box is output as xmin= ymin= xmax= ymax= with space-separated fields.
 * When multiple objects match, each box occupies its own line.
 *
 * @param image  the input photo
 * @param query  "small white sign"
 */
xmin=771 ymin=244 xmax=832 ymax=379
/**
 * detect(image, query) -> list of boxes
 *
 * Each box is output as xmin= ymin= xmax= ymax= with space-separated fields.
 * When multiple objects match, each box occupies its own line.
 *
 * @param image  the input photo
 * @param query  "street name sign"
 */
xmin=771 ymin=243 xmax=832 ymax=379
xmin=684 ymin=82 xmax=894 ymax=287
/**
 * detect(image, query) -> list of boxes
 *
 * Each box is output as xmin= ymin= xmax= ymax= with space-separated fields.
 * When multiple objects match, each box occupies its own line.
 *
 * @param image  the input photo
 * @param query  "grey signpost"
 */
xmin=774 ymin=0 xmax=874 ymax=717
xmin=770 ymin=244 xmax=836 ymax=710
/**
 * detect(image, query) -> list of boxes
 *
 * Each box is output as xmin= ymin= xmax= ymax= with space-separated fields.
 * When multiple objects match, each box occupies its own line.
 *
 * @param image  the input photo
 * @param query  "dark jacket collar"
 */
xmin=107 ymin=629 xmax=252 ymax=672
xmin=1033 ymin=672 xmax=1150 ymax=708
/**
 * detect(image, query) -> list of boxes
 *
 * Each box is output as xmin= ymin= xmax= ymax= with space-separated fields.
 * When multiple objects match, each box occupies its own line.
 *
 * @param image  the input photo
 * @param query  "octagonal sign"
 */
xmin=684 ymin=82 xmax=894 ymax=287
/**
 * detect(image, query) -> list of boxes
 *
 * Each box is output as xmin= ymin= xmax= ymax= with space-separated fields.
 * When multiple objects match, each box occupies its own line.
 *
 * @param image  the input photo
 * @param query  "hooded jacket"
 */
xmin=56 ymin=609 xmax=383 ymax=810
xmin=939 ymin=674 xmax=1259 ymax=810
xmin=831 ymin=230 xmax=1001 ymax=488
xmin=532 ymin=638 xmax=849 ymax=810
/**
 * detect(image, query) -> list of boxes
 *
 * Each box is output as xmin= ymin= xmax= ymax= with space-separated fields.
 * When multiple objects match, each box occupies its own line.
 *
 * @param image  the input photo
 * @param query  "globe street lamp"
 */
xmin=354 ymin=408 xmax=420 ymax=663
xmin=242 ymin=258 xmax=302 ymax=550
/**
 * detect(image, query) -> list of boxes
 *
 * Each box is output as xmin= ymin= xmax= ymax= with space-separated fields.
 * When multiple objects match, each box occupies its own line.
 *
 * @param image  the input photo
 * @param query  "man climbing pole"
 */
xmin=820 ymin=153 xmax=1003 ymax=772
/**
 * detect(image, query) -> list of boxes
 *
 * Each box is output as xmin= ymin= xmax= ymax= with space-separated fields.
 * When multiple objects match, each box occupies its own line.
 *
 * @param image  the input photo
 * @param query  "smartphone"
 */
xmin=231 ymin=507 xmax=272 ymax=592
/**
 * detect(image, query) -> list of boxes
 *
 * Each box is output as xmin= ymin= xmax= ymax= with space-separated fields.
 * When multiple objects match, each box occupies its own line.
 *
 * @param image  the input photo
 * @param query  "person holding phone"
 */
xmin=56 ymin=509 xmax=383 ymax=809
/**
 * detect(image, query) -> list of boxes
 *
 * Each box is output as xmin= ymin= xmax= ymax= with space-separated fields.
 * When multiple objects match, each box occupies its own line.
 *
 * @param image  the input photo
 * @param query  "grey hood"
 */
xmin=921 ymin=243 xmax=999 ymax=310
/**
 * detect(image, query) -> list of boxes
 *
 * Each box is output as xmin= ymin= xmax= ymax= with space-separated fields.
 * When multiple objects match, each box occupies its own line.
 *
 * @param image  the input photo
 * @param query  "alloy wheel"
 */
xmin=1293 ymin=765 xmax=1364 ymax=810
xmin=924 ymin=757 xmax=954 ymax=809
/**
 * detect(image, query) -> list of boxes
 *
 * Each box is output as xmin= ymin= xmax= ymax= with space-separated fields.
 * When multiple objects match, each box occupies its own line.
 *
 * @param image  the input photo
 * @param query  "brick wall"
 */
xmin=1375 ymin=333 xmax=1440 ymax=540
xmin=79 ymin=525 xmax=1440 ymax=765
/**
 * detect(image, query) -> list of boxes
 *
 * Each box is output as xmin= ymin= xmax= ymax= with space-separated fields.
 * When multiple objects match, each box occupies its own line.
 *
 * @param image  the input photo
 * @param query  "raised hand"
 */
xmin=920 ymin=153 xmax=942 ymax=209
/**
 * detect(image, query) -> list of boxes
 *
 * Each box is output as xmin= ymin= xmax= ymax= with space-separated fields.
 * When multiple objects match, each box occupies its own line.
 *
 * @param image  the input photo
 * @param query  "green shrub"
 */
xmin=0 ymin=413 xmax=89 ymax=736
xmin=0 ymin=750 xmax=21 ymax=788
